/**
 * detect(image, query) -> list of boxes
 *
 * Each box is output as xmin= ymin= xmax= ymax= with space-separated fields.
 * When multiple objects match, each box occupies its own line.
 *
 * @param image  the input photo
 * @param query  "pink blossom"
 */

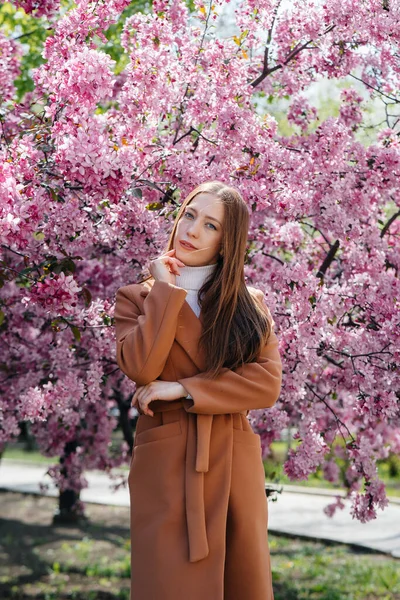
xmin=339 ymin=89 xmax=364 ymax=129
xmin=13 ymin=0 xmax=60 ymax=18
xmin=21 ymin=272 xmax=82 ymax=316
xmin=55 ymin=48 xmax=116 ymax=109
xmin=323 ymin=459 xmax=340 ymax=484
xmin=284 ymin=424 xmax=330 ymax=480
xmin=350 ymin=479 xmax=388 ymax=523
xmin=0 ymin=33 xmax=22 ymax=102
xmin=323 ymin=495 xmax=346 ymax=518
xmin=287 ymin=96 xmax=318 ymax=133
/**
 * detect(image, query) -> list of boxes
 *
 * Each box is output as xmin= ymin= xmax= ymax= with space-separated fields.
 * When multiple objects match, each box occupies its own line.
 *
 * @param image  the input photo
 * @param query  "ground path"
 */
xmin=1 ymin=459 xmax=399 ymax=559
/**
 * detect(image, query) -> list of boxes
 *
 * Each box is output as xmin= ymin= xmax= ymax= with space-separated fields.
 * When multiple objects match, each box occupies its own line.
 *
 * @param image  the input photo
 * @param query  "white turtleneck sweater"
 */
xmin=174 ymin=262 xmax=218 ymax=317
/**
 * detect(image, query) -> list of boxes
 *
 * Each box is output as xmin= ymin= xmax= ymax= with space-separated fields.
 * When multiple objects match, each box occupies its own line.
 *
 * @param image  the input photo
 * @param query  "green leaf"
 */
xmin=131 ymin=188 xmax=142 ymax=199
xmin=81 ymin=287 xmax=92 ymax=307
xmin=70 ymin=325 xmax=81 ymax=342
xmin=146 ymin=202 xmax=163 ymax=210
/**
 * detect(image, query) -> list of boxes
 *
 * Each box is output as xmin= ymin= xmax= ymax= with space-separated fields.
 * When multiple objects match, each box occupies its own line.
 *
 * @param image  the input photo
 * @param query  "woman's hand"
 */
xmin=132 ymin=381 xmax=188 ymax=417
xmin=149 ymin=249 xmax=186 ymax=285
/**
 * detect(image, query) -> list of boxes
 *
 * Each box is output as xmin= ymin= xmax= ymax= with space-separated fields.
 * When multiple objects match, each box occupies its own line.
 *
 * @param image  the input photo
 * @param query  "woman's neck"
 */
xmin=175 ymin=262 xmax=218 ymax=291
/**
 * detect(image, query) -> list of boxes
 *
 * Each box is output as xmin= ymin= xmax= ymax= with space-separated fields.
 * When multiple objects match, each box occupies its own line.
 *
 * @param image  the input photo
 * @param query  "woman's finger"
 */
xmin=167 ymin=257 xmax=186 ymax=274
xmin=131 ymin=385 xmax=144 ymax=406
xmin=169 ymin=264 xmax=181 ymax=276
xmin=132 ymin=385 xmax=147 ymax=407
xmin=170 ymin=257 xmax=186 ymax=267
xmin=162 ymin=257 xmax=180 ymax=275
xmin=144 ymin=405 xmax=154 ymax=417
xmin=135 ymin=385 xmax=154 ymax=417
xmin=136 ymin=385 xmax=148 ymax=405
xmin=139 ymin=393 xmax=154 ymax=417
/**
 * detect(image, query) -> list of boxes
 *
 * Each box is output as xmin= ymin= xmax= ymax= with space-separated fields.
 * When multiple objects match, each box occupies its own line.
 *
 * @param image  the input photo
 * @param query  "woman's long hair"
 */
xmin=140 ymin=180 xmax=271 ymax=378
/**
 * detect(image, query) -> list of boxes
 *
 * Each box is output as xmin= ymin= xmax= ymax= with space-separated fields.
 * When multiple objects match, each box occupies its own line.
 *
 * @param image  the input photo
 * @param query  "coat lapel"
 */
xmin=175 ymin=300 xmax=207 ymax=373
xmin=139 ymin=282 xmax=206 ymax=373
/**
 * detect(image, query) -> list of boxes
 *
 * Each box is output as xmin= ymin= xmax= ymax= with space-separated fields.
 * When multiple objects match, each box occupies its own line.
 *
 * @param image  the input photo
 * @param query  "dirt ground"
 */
xmin=0 ymin=491 xmax=131 ymax=599
xmin=2 ymin=490 xmax=399 ymax=600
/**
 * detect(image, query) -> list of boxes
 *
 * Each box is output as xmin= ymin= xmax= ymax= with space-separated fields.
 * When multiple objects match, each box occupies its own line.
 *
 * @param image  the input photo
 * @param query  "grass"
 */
xmin=1 ymin=446 xmax=130 ymax=470
xmin=0 ymin=492 xmax=131 ymax=599
xmin=0 ymin=492 xmax=400 ymax=600
xmin=2 ymin=446 xmax=55 ymax=464
xmin=270 ymin=536 xmax=400 ymax=600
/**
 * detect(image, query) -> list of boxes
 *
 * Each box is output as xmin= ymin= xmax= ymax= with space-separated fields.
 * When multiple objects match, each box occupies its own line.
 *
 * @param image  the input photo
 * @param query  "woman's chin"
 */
xmin=174 ymin=246 xmax=211 ymax=267
xmin=174 ymin=246 xmax=194 ymax=263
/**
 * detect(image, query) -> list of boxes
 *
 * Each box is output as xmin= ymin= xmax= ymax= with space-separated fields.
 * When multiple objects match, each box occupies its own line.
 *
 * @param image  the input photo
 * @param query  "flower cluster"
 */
xmin=13 ymin=0 xmax=60 ymax=18
xmin=54 ymin=47 xmax=116 ymax=109
xmin=0 ymin=32 xmax=22 ymax=102
xmin=21 ymin=272 xmax=82 ymax=316
xmin=284 ymin=424 xmax=330 ymax=480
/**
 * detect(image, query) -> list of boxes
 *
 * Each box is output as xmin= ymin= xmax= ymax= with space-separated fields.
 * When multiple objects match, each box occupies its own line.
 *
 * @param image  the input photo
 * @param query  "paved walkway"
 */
xmin=1 ymin=460 xmax=399 ymax=558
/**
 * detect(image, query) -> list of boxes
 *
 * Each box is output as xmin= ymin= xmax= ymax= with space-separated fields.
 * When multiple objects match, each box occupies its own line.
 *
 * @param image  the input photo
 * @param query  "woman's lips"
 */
xmin=179 ymin=240 xmax=197 ymax=251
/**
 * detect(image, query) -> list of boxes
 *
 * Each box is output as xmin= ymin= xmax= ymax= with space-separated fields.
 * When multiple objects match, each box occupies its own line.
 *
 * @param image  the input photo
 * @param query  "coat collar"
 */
xmin=139 ymin=280 xmax=207 ymax=372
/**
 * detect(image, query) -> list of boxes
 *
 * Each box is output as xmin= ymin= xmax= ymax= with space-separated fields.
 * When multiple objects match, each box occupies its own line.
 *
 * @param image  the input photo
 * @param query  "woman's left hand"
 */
xmin=132 ymin=381 xmax=188 ymax=417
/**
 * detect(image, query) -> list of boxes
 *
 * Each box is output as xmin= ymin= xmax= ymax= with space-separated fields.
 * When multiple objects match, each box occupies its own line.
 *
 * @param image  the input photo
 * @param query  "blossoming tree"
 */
xmin=1 ymin=0 xmax=399 ymax=522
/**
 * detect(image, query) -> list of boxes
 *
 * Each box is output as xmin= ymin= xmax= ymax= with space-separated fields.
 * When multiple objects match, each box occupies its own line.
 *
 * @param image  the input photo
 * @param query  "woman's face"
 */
xmin=173 ymin=193 xmax=224 ymax=266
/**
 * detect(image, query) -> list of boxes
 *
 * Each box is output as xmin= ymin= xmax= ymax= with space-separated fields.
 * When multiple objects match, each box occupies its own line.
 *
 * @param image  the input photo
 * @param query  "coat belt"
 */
xmin=152 ymin=400 xmax=246 ymax=563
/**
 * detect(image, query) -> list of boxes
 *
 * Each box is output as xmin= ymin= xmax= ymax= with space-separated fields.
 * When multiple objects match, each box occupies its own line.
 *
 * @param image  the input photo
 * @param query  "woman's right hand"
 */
xmin=148 ymin=249 xmax=186 ymax=284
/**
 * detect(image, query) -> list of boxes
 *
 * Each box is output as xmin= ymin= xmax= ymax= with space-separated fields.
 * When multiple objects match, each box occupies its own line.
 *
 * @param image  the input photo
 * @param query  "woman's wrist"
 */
xmin=175 ymin=382 xmax=189 ymax=398
xmin=178 ymin=383 xmax=192 ymax=400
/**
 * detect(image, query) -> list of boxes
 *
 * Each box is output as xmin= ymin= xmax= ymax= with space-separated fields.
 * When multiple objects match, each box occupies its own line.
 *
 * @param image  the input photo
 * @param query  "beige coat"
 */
xmin=115 ymin=279 xmax=282 ymax=600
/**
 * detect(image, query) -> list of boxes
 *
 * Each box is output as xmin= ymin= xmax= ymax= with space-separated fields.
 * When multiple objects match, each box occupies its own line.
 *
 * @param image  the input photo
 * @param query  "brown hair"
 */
xmin=141 ymin=180 xmax=271 ymax=378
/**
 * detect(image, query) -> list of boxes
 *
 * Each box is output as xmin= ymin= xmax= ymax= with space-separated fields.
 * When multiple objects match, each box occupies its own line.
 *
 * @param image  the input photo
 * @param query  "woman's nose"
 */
xmin=187 ymin=221 xmax=200 ymax=237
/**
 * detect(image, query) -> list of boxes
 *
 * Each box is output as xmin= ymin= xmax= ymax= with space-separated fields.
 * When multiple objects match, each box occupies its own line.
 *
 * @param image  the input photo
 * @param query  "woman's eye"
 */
xmin=184 ymin=212 xmax=216 ymax=231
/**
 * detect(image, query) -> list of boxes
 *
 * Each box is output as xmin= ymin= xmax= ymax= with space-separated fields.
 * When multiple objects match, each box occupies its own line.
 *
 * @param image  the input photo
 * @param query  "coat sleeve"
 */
xmin=177 ymin=291 xmax=282 ymax=414
xmin=114 ymin=280 xmax=188 ymax=386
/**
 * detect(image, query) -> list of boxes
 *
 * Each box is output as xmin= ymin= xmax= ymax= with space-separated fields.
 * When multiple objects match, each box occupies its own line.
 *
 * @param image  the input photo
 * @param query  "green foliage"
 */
xmin=0 ymin=0 xmax=197 ymax=104
xmin=53 ymin=537 xmax=131 ymax=578
xmin=0 ymin=2 xmax=52 ymax=100
xmin=2 ymin=491 xmax=399 ymax=599
xmin=44 ymin=535 xmax=400 ymax=600
xmin=271 ymin=536 xmax=400 ymax=600
xmin=100 ymin=0 xmax=150 ymax=76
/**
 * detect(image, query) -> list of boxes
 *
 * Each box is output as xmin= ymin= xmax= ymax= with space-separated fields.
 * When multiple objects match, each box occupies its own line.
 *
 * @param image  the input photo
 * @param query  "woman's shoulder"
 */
xmin=246 ymin=285 xmax=274 ymax=323
xmin=116 ymin=278 xmax=155 ymax=301
xmin=246 ymin=285 xmax=265 ymax=302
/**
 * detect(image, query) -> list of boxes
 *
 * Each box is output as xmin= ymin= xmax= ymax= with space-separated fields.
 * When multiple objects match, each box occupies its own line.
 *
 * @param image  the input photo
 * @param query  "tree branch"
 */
xmin=261 ymin=251 xmax=285 ymax=265
xmin=305 ymin=382 xmax=355 ymax=445
xmin=348 ymin=73 xmax=400 ymax=103
xmin=250 ymin=23 xmax=336 ymax=88
xmin=263 ymin=0 xmax=283 ymax=76
xmin=380 ymin=208 xmax=400 ymax=238
xmin=12 ymin=29 xmax=40 ymax=41
xmin=316 ymin=239 xmax=340 ymax=279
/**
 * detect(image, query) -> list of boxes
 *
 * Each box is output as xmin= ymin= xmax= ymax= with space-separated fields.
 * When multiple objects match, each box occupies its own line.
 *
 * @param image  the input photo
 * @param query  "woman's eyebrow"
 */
xmin=186 ymin=207 xmax=221 ymax=226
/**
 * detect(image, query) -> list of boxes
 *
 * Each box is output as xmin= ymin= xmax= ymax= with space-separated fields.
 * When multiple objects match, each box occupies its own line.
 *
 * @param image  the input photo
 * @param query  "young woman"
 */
xmin=115 ymin=180 xmax=282 ymax=600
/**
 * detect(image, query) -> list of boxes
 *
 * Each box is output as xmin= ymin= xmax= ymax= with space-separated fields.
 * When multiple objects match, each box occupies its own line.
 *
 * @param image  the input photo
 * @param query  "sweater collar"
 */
xmin=175 ymin=262 xmax=218 ymax=291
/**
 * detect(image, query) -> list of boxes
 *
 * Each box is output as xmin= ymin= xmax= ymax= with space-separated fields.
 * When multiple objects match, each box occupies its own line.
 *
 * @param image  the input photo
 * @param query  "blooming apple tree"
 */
xmin=1 ymin=0 xmax=399 ymax=521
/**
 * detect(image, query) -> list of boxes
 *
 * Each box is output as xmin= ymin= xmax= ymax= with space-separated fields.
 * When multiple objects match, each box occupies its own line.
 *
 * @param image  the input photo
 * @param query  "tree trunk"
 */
xmin=52 ymin=440 xmax=86 ymax=525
